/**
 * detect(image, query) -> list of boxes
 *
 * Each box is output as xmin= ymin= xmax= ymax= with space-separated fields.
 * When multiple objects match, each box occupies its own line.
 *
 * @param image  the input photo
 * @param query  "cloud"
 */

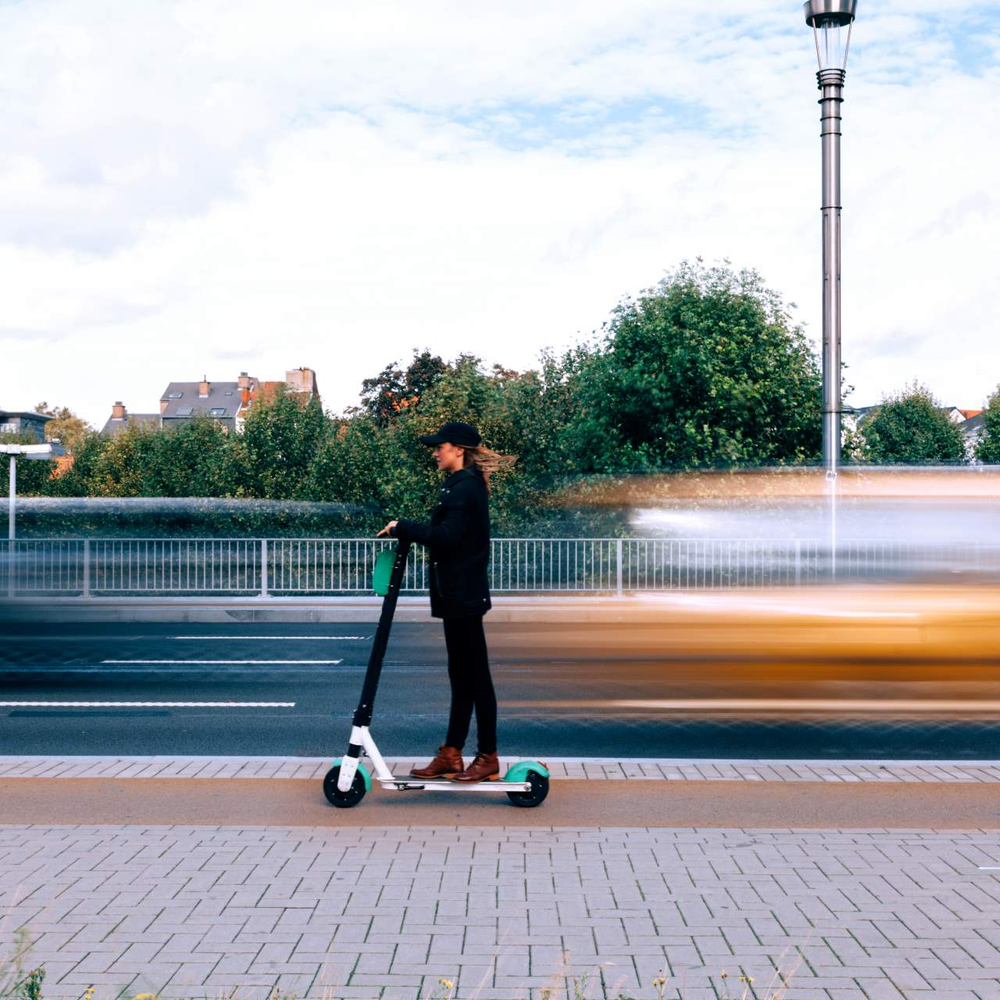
xmin=0 ymin=326 xmax=65 ymax=344
xmin=1 ymin=0 xmax=999 ymax=426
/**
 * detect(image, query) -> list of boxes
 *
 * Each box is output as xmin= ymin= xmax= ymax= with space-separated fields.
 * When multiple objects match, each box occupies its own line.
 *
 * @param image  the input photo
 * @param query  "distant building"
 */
xmin=0 ymin=409 xmax=52 ymax=443
xmin=235 ymin=368 xmax=320 ymax=431
xmin=942 ymin=406 xmax=982 ymax=425
xmin=960 ymin=413 xmax=986 ymax=461
xmin=100 ymin=402 xmax=161 ymax=438
xmin=101 ymin=368 xmax=321 ymax=437
xmin=159 ymin=377 xmax=246 ymax=432
xmin=284 ymin=367 xmax=320 ymax=400
xmin=0 ymin=409 xmax=68 ymax=474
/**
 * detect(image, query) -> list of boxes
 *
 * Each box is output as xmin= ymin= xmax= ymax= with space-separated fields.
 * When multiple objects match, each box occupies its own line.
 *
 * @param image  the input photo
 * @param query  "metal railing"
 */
xmin=2 ymin=537 xmax=999 ymax=598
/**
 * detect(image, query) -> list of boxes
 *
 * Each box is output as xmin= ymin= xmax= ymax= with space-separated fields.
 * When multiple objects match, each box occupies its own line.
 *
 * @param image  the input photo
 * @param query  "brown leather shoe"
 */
xmin=410 ymin=745 xmax=463 ymax=779
xmin=449 ymin=751 xmax=500 ymax=782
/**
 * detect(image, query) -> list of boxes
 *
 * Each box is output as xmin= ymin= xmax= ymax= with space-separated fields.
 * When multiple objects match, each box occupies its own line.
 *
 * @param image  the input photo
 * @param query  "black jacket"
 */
xmin=392 ymin=467 xmax=491 ymax=619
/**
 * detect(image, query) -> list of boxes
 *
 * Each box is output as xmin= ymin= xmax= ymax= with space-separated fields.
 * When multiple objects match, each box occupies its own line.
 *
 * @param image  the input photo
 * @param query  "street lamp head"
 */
xmin=803 ymin=0 xmax=857 ymax=73
xmin=803 ymin=0 xmax=856 ymax=27
xmin=0 ymin=443 xmax=52 ymax=457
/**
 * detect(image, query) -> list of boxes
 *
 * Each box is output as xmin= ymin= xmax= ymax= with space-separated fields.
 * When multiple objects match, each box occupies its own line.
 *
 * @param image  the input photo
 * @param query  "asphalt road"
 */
xmin=2 ymin=620 xmax=1000 ymax=759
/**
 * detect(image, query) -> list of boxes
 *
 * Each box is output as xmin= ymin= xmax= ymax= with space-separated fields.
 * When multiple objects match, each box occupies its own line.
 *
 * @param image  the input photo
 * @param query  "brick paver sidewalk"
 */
xmin=3 ymin=756 xmax=1000 ymax=783
xmin=3 ymin=824 xmax=1000 ymax=1000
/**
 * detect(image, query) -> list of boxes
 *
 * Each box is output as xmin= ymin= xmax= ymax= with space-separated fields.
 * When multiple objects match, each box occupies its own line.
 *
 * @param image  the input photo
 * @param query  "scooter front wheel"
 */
xmin=323 ymin=764 xmax=367 ymax=808
xmin=506 ymin=770 xmax=549 ymax=808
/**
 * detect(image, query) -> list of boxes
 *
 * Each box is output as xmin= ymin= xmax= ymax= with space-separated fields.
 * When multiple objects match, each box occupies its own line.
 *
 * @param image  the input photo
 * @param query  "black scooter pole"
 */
xmin=351 ymin=539 xmax=411 ymax=731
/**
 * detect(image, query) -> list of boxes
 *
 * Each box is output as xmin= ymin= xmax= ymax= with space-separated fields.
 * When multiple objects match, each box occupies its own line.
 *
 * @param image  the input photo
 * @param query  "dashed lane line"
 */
xmin=101 ymin=659 xmax=343 ymax=665
xmin=173 ymin=635 xmax=367 ymax=640
xmin=0 ymin=635 xmax=367 ymax=641
xmin=0 ymin=701 xmax=295 ymax=708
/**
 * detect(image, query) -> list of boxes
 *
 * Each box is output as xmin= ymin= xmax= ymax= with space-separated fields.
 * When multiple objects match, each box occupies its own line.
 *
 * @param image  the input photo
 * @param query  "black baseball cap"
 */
xmin=419 ymin=421 xmax=482 ymax=448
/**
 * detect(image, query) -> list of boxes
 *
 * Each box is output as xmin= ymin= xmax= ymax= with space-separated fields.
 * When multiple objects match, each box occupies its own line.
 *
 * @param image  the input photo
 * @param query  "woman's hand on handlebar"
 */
xmin=377 ymin=520 xmax=398 ymax=538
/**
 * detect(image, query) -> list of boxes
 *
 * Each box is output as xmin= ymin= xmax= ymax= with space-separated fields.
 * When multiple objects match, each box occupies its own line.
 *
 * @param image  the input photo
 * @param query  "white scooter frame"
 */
xmin=324 ymin=539 xmax=549 ymax=808
xmin=336 ymin=724 xmax=533 ymax=795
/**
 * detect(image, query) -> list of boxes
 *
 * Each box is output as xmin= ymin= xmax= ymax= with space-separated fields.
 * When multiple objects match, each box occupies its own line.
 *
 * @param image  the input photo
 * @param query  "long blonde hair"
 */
xmin=462 ymin=444 xmax=516 ymax=492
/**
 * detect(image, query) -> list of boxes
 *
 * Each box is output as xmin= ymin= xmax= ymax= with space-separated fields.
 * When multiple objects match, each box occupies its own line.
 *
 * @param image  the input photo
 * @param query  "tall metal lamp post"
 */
xmin=804 ymin=0 xmax=857 ymax=476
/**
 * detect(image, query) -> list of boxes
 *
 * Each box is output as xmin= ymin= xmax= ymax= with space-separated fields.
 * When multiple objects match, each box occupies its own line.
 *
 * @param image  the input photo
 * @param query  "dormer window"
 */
xmin=167 ymin=392 xmax=183 ymax=399
xmin=210 ymin=407 xmax=226 ymax=416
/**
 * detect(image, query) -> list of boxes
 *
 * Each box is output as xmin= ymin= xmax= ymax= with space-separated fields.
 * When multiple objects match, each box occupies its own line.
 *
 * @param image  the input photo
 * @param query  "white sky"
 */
xmin=1 ymin=0 xmax=998 ymax=429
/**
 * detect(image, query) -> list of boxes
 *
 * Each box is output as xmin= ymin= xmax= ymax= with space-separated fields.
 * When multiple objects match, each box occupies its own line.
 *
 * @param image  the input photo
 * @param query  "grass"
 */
xmin=0 ymin=928 xmax=802 ymax=1000
xmin=0 ymin=928 xmax=45 ymax=1000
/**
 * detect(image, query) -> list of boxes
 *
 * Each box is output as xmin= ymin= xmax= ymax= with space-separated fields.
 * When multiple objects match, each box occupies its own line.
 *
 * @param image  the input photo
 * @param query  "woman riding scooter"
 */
xmin=378 ymin=421 xmax=512 ymax=783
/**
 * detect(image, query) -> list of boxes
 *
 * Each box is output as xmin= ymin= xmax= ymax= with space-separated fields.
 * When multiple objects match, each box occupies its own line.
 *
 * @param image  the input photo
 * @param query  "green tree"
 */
xmin=48 ymin=431 xmax=109 ymax=497
xmin=83 ymin=425 xmax=159 ymax=496
xmin=563 ymin=260 xmax=823 ymax=472
xmin=861 ymin=383 xmax=967 ymax=464
xmin=144 ymin=416 xmax=237 ymax=497
xmin=234 ymin=389 xmax=327 ymax=498
xmin=0 ymin=453 xmax=55 ymax=497
xmin=974 ymin=385 xmax=1000 ymax=464
xmin=305 ymin=416 xmax=428 ymax=532
xmin=34 ymin=402 xmax=93 ymax=454
xmin=359 ymin=349 xmax=447 ymax=426
xmin=0 ymin=423 xmax=56 ymax=496
xmin=309 ymin=356 xmax=555 ymax=534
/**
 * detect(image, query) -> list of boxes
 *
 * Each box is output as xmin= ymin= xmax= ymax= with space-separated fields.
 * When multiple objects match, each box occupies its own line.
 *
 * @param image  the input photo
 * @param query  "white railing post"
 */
xmin=260 ymin=539 xmax=269 ymax=597
xmin=7 ymin=455 xmax=15 ymax=542
xmin=616 ymin=538 xmax=623 ymax=596
xmin=82 ymin=539 xmax=91 ymax=598
xmin=794 ymin=539 xmax=802 ymax=586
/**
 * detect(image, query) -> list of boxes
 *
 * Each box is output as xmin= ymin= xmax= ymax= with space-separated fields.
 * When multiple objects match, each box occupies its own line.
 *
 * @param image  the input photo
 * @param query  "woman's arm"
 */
xmin=392 ymin=494 xmax=472 ymax=551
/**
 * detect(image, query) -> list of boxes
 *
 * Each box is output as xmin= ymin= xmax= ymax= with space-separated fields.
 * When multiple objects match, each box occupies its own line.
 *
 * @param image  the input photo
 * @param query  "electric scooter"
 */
xmin=323 ymin=539 xmax=550 ymax=808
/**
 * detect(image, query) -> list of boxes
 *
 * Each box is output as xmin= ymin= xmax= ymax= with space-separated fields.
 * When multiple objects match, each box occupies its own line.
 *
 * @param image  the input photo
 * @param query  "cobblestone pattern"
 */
xmin=2 ymin=825 xmax=1000 ymax=1000
xmin=2 ymin=756 xmax=1000 ymax=783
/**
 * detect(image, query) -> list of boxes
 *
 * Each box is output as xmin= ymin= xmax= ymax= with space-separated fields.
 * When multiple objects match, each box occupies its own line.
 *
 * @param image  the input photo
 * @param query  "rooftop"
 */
xmin=160 ymin=382 xmax=241 ymax=420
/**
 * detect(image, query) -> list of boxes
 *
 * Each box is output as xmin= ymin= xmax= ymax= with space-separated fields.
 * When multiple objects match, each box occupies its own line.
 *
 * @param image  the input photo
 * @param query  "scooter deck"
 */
xmin=392 ymin=774 xmax=502 ymax=783
xmin=381 ymin=778 xmax=530 ymax=793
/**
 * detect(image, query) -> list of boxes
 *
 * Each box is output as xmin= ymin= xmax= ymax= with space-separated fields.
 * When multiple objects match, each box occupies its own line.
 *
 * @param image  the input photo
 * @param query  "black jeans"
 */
xmin=442 ymin=614 xmax=497 ymax=755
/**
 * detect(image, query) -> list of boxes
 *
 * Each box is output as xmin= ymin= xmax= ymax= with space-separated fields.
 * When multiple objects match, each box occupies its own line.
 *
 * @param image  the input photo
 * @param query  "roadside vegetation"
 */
xmin=0 ymin=960 xmax=794 ymax=1000
xmin=5 ymin=260 xmax=998 ymax=538
xmin=856 ymin=382 xmax=966 ymax=464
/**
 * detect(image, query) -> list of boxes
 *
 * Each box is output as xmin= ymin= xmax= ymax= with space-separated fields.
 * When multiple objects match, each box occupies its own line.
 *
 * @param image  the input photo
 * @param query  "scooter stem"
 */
xmin=352 ymin=539 xmax=411 ymax=729
xmin=339 ymin=540 xmax=411 ymax=793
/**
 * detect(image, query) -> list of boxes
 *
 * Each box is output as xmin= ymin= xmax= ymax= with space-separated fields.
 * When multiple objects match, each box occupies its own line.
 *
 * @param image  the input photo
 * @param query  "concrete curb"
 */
xmin=0 ymin=593 xmax=736 ymax=623
xmin=0 ymin=586 xmax=948 ymax=623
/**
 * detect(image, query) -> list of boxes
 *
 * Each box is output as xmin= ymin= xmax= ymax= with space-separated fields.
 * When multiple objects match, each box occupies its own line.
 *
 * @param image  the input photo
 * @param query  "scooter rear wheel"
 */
xmin=323 ymin=764 xmax=367 ymax=808
xmin=506 ymin=770 xmax=549 ymax=808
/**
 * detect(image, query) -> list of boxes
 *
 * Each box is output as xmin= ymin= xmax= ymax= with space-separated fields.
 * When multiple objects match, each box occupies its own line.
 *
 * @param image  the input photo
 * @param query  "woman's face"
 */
xmin=432 ymin=441 xmax=466 ymax=473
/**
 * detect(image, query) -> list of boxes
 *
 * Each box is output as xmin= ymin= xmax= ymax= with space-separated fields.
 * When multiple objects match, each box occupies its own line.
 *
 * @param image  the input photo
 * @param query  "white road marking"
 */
xmin=979 ymin=867 xmax=1000 ymax=871
xmin=102 ymin=659 xmax=343 ymax=665
xmin=1 ymin=635 xmax=367 ymax=641
xmin=1 ymin=701 xmax=295 ymax=708
xmin=173 ymin=635 xmax=367 ymax=640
